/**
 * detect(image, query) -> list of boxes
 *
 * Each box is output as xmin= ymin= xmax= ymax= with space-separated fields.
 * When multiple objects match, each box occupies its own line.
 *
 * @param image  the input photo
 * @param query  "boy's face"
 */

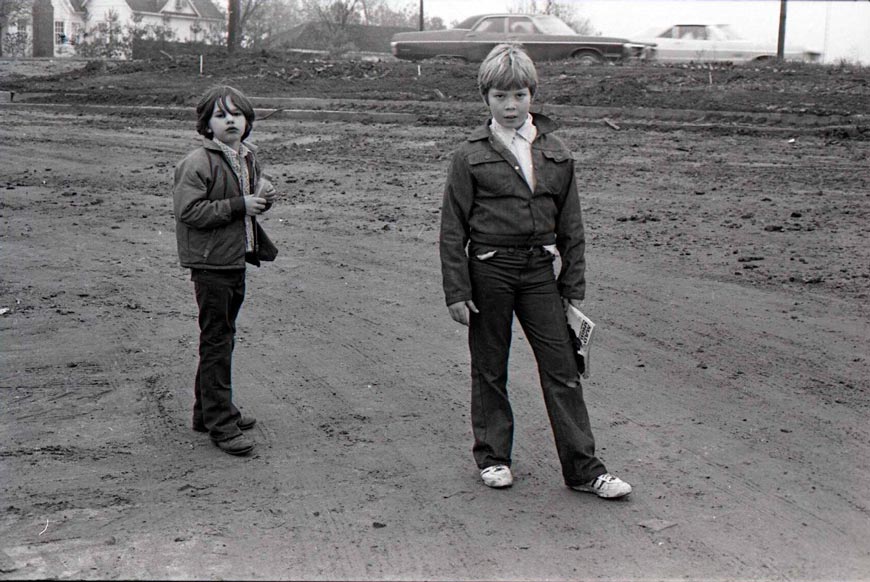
xmin=208 ymin=95 xmax=247 ymax=150
xmin=486 ymin=86 xmax=532 ymax=129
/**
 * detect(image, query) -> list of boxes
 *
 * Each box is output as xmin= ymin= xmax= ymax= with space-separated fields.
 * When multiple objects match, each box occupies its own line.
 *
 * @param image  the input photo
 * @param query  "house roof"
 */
xmin=125 ymin=0 xmax=223 ymax=20
xmin=181 ymin=0 xmax=223 ymax=20
xmin=62 ymin=0 xmax=221 ymax=20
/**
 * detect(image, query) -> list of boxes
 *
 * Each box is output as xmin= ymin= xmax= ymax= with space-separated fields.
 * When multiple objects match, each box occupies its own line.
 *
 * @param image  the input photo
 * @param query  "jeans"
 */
xmin=468 ymin=244 xmax=606 ymax=486
xmin=191 ymin=268 xmax=246 ymax=442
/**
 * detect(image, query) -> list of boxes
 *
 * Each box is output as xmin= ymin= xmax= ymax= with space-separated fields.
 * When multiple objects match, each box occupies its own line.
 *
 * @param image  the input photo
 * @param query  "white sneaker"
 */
xmin=480 ymin=465 xmax=513 ymax=488
xmin=572 ymin=473 xmax=632 ymax=499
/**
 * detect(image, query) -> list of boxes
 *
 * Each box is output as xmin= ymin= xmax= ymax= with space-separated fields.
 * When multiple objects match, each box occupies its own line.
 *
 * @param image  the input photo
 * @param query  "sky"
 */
xmin=411 ymin=0 xmax=870 ymax=64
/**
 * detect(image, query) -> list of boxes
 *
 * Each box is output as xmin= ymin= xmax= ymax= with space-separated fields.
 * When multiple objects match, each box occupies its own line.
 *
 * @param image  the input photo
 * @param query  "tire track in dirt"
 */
xmin=574 ymin=253 xmax=870 ymax=576
xmin=229 ymin=239 xmax=483 ymax=577
xmin=209 ymin=228 xmax=697 ymax=579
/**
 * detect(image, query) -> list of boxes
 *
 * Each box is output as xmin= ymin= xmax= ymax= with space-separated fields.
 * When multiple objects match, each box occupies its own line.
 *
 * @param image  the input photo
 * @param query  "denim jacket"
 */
xmin=173 ymin=138 xmax=277 ymax=270
xmin=439 ymin=113 xmax=586 ymax=305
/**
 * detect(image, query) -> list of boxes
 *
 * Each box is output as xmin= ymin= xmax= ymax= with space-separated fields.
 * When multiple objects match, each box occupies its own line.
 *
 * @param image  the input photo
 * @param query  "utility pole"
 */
xmin=419 ymin=0 xmax=424 ymax=31
xmin=776 ymin=0 xmax=787 ymax=59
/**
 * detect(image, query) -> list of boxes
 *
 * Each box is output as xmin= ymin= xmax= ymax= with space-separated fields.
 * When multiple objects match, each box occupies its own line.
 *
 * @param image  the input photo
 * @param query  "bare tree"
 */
xmin=297 ymin=0 xmax=364 ymax=54
xmin=228 ymin=0 xmax=279 ymax=51
xmin=239 ymin=0 xmax=273 ymax=34
xmin=303 ymin=0 xmax=362 ymax=30
xmin=242 ymin=0 xmax=305 ymax=49
xmin=358 ymin=0 xmax=443 ymax=29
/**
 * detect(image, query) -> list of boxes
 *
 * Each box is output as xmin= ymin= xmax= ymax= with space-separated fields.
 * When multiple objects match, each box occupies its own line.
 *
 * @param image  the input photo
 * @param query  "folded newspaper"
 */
xmin=565 ymin=304 xmax=595 ymax=379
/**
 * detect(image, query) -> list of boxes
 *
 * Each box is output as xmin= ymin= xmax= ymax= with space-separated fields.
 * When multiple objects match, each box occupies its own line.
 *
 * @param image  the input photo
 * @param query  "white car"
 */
xmin=640 ymin=24 xmax=821 ymax=63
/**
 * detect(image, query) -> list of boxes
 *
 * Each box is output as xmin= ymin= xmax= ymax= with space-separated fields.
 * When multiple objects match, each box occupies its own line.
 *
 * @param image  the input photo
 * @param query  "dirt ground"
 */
xmin=1 ymin=55 xmax=869 ymax=581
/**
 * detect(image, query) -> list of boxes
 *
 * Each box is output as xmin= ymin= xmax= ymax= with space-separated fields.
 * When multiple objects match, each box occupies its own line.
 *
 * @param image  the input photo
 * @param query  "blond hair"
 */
xmin=478 ymin=43 xmax=538 ymax=102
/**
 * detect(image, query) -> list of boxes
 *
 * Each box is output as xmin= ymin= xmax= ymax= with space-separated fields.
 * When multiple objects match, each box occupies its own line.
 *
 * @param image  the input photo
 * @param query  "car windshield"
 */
xmin=454 ymin=15 xmax=483 ymax=30
xmin=532 ymin=15 xmax=576 ymax=35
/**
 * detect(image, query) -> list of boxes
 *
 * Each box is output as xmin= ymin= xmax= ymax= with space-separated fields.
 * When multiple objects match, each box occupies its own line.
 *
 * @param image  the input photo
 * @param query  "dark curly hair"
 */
xmin=195 ymin=85 xmax=256 ymax=142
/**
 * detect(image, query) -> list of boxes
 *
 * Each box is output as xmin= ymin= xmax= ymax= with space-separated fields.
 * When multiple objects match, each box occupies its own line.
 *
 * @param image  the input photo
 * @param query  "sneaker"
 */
xmin=193 ymin=415 xmax=257 ymax=433
xmin=213 ymin=434 xmax=255 ymax=456
xmin=480 ymin=465 xmax=513 ymax=488
xmin=572 ymin=473 xmax=632 ymax=499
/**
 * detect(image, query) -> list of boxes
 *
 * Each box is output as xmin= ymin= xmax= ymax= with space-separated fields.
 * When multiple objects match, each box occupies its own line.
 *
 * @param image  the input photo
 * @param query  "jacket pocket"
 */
xmin=467 ymin=151 xmax=515 ymax=197
xmin=539 ymin=149 xmax=572 ymax=194
xmin=541 ymin=150 xmax=573 ymax=164
xmin=187 ymin=228 xmax=217 ymax=260
xmin=468 ymin=242 xmax=498 ymax=261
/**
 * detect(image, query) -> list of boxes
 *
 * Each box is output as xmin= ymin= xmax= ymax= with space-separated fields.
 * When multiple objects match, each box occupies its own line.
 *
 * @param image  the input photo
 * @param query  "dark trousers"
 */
xmin=467 ymin=245 xmax=606 ymax=486
xmin=191 ymin=268 xmax=246 ymax=442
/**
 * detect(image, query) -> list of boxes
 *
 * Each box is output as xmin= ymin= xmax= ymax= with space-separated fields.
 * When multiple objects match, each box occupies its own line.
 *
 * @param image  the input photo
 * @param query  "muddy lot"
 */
xmin=1 ymin=56 xmax=869 ymax=580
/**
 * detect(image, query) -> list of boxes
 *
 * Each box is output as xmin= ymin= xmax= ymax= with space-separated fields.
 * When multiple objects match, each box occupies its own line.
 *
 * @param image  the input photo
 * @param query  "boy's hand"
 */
xmin=448 ymin=300 xmax=479 ymax=326
xmin=244 ymin=195 xmax=268 ymax=216
xmin=256 ymin=177 xmax=277 ymax=203
xmin=563 ymin=298 xmax=582 ymax=311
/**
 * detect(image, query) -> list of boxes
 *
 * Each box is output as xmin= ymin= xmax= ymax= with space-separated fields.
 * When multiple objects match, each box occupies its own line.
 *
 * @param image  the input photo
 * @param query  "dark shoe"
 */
xmin=193 ymin=415 xmax=257 ymax=433
xmin=213 ymin=434 xmax=255 ymax=456
xmin=237 ymin=415 xmax=257 ymax=431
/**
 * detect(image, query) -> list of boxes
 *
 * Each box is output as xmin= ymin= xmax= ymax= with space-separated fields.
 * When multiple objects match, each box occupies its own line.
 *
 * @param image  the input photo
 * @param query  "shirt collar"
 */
xmin=490 ymin=114 xmax=537 ymax=145
xmin=468 ymin=112 xmax=557 ymax=143
xmin=212 ymin=138 xmax=250 ymax=160
xmin=516 ymin=115 xmax=537 ymax=143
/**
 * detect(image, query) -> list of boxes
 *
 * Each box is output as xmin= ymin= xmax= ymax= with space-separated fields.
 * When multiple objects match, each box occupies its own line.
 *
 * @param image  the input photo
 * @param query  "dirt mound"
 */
xmin=3 ymin=51 xmax=869 ymax=118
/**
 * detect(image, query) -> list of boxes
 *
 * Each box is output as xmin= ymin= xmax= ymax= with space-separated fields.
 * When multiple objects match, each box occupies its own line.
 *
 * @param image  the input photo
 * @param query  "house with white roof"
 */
xmin=8 ymin=0 xmax=223 ymax=57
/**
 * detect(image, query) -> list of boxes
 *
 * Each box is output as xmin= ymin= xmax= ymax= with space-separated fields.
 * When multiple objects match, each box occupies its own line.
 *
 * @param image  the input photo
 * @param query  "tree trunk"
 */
xmin=32 ymin=0 xmax=54 ymax=57
xmin=228 ymin=0 xmax=240 ymax=53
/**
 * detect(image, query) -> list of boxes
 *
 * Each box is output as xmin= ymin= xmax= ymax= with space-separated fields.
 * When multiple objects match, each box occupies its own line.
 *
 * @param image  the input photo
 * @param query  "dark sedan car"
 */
xmin=391 ymin=14 xmax=649 ymax=64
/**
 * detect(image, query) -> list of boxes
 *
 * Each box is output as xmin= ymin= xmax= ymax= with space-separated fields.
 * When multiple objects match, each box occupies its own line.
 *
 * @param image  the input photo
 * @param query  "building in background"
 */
xmin=3 ymin=0 xmax=224 ymax=58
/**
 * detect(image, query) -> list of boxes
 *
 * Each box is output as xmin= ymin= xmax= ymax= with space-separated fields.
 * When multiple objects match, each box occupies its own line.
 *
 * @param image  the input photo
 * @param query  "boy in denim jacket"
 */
xmin=440 ymin=44 xmax=631 ymax=498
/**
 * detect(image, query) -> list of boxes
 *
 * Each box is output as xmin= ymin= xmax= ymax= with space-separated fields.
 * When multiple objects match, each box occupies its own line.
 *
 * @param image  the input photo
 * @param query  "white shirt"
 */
xmin=490 ymin=114 xmax=537 ymax=191
xmin=489 ymin=116 xmax=556 ymax=257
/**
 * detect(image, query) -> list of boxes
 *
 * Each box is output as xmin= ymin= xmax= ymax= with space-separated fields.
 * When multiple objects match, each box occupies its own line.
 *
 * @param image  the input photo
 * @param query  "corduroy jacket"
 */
xmin=173 ymin=138 xmax=277 ymax=270
xmin=439 ymin=113 xmax=586 ymax=306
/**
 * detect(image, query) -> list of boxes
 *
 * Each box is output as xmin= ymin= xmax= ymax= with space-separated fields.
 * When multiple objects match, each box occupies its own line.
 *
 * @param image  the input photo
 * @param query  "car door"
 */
xmin=675 ymin=25 xmax=713 ymax=61
xmin=464 ymin=16 xmax=507 ymax=60
xmin=706 ymin=24 xmax=753 ymax=62
xmin=655 ymin=25 xmax=708 ymax=62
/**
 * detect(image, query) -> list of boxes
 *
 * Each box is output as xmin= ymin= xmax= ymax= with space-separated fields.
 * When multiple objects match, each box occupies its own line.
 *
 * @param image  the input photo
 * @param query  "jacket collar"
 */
xmin=201 ymin=136 xmax=258 ymax=154
xmin=467 ymin=112 xmax=559 ymax=143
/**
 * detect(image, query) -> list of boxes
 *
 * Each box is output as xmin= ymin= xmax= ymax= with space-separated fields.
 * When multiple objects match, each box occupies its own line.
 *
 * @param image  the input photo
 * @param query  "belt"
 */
xmin=483 ymin=244 xmax=547 ymax=255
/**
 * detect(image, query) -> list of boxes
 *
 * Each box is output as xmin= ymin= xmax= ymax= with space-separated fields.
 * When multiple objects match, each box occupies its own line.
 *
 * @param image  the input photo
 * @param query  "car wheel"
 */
xmin=572 ymin=50 xmax=603 ymax=65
